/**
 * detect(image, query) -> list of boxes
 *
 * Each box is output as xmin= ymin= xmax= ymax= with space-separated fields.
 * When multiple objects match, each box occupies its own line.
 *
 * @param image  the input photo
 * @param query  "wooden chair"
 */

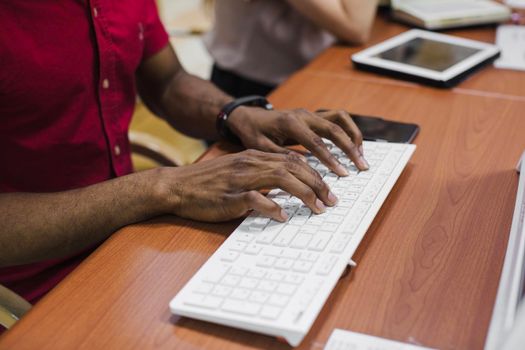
xmin=130 ymin=102 xmax=206 ymax=171
xmin=0 ymin=284 xmax=31 ymax=329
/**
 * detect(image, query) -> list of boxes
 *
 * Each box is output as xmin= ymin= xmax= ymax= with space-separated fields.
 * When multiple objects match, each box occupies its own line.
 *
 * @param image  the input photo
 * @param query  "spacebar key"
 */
xmin=222 ymin=300 xmax=261 ymax=316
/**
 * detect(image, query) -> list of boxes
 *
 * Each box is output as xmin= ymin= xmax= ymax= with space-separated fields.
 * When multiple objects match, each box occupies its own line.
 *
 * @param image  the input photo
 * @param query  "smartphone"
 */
xmin=351 ymin=114 xmax=419 ymax=144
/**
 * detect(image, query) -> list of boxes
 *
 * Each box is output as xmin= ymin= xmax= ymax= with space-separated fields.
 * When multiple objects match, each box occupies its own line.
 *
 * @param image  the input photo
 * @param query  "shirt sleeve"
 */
xmin=142 ymin=0 xmax=169 ymax=60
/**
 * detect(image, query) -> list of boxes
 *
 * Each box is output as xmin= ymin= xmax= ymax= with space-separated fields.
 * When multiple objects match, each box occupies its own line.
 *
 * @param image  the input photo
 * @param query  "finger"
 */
xmin=240 ymin=190 xmax=288 ymax=222
xmin=287 ymin=119 xmax=349 ymax=177
xmin=312 ymin=118 xmax=369 ymax=171
xmin=318 ymin=110 xmax=364 ymax=155
xmin=258 ymin=167 xmax=328 ymax=214
xmin=251 ymin=136 xmax=292 ymax=155
xmin=279 ymin=152 xmax=337 ymax=206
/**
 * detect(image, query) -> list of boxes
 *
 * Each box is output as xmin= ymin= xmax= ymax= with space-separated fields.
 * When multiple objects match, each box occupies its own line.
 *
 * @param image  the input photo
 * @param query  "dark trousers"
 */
xmin=210 ymin=64 xmax=276 ymax=98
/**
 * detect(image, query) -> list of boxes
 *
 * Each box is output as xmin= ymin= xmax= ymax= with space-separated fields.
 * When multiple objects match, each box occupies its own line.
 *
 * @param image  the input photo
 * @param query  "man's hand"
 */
xmin=227 ymin=107 xmax=369 ymax=177
xmin=159 ymin=149 xmax=338 ymax=223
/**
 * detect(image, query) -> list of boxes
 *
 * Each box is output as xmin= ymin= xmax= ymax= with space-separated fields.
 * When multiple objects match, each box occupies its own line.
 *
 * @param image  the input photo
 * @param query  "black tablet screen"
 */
xmin=373 ymin=37 xmax=481 ymax=72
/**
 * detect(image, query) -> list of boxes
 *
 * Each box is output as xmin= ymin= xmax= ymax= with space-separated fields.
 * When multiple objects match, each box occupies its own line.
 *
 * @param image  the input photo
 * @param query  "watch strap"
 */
xmin=216 ymin=95 xmax=273 ymax=145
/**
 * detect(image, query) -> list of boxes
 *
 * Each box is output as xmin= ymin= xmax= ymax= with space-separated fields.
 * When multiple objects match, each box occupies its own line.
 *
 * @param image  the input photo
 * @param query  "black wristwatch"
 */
xmin=216 ymin=95 xmax=273 ymax=145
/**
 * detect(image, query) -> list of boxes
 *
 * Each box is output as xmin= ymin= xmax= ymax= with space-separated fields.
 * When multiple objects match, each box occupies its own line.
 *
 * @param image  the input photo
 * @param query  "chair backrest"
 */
xmin=0 ymin=284 xmax=31 ymax=329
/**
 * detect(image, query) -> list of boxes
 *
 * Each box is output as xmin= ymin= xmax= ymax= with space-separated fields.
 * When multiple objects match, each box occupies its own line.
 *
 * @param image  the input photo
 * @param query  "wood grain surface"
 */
xmin=305 ymin=13 xmax=525 ymax=100
xmin=2 ymin=18 xmax=525 ymax=350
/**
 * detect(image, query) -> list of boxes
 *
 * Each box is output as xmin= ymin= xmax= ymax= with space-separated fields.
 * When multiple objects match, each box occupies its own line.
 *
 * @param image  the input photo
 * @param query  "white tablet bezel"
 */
xmin=352 ymin=29 xmax=500 ymax=83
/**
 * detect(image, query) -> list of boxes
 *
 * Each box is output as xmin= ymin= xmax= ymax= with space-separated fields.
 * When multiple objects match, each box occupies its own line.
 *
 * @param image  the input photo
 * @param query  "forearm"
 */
xmin=159 ymin=70 xmax=231 ymax=140
xmin=0 ymin=169 xmax=166 ymax=267
xmin=287 ymin=0 xmax=378 ymax=44
xmin=137 ymin=45 xmax=232 ymax=141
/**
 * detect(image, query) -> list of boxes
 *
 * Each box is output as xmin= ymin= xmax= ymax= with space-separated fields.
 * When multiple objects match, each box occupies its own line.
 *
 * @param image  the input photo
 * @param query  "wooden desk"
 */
xmin=306 ymin=14 xmax=525 ymax=100
xmin=2 ymin=68 xmax=525 ymax=349
xmin=3 ymin=11 xmax=525 ymax=349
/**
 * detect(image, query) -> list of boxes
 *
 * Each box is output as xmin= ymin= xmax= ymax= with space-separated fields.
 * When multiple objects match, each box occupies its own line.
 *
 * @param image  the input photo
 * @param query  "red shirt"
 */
xmin=0 ymin=0 xmax=169 ymax=303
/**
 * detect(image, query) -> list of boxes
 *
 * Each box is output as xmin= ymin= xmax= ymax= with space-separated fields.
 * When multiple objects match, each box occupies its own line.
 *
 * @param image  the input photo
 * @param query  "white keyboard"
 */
xmin=170 ymin=141 xmax=416 ymax=346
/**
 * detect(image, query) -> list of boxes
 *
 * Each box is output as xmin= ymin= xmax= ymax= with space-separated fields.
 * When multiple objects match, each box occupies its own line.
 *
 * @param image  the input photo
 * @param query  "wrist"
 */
xmin=216 ymin=96 xmax=273 ymax=145
xmin=148 ymin=167 xmax=185 ymax=215
xmin=226 ymin=106 xmax=250 ymax=140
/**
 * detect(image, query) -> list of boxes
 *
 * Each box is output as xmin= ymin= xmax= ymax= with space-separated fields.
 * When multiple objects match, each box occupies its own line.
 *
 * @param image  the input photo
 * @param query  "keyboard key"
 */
xmin=202 ymin=263 xmax=230 ymax=283
xmin=284 ymin=273 xmax=304 ymax=285
xmin=260 ymin=305 xmax=282 ymax=320
xmin=282 ymin=249 xmax=301 ymax=259
xmin=267 ymin=272 xmax=285 ymax=281
xmin=348 ymin=185 xmax=365 ymax=193
xmin=299 ymin=225 xmax=319 ymax=234
xmin=292 ymin=260 xmax=313 ymax=273
xmin=289 ymin=216 xmax=308 ymax=226
xmin=239 ymin=277 xmax=259 ymax=289
xmin=290 ymin=233 xmax=312 ymax=249
xmin=193 ymin=282 xmax=214 ymax=294
xmin=222 ymin=300 xmax=261 ymax=316
xmin=319 ymin=223 xmax=339 ymax=232
xmin=230 ymin=241 xmax=248 ymax=252
xmin=275 ymin=258 xmax=294 ymax=270
xmin=296 ymin=207 xmax=312 ymax=217
xmin=300 ymin=251 xmax=320 ymax=262
xmin=342 ymin=192 xmax=359 ymax=201
xmin=330 ymin=235 xmax=352 ymax=253
xmin=212 ymin=285 xmax=232 ymax=297
xmin=249 ymin=291 xmax=270 ymax=304
xmin=244 ymin=243 xmax=263 ymax=255
xmin=308 ymin=233 xmax=333 ymax=251
xmin=258 ymin=280 xmax=278 ymax=292
xmin=221 ymin=250 xmax=240 ymax=262
xmin=236 ymin=233 xmax=255 ymax=243
xmin=325 ymin=214 xmax=344 ymax=224
xmin=230 ymin=266 xmax=248 ymax=276
xmin=268 ymin=294 xmax=289 ymax=307
xmin=231 ymin=288 xmax=250 ymax=300
xmin=221 ymin=275 xmax=241 ymax=286
xmin=307 ymin=216 xmax=324 ymax=226
xmin=316 ymin=255 xmax=339 ymax=275
xmin=277 ymin=283 xmax=297 ymax=295
xmin=255 ymin=221 xmax=282 ymax=244
xmin=273 ymin=225 xmax=299 ymax=247
xmin=252 ymin=217 xmax=270 ymax=230
xmin=256 ymin=255 xmax=276 ymax=268
xmin=247 ymin=268 xmax=266 ymax=279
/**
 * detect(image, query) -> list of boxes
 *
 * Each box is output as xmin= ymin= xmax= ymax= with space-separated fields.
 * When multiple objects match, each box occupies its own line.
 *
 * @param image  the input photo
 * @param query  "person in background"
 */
xmin=205 ymin=0 xmax=379 ymax=97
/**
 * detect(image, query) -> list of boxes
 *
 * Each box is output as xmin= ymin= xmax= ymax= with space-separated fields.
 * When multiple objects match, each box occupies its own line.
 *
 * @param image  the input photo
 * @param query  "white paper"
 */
xmin=324 ymin=329 xmax=436 ymax=350
xmin=506 ymin=0 xmax=525 ymax=9
xmin=494 ymin=25 xmax=525 ymax=71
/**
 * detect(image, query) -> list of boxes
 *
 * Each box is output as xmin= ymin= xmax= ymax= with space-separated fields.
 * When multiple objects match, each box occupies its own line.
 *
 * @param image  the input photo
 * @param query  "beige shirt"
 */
xmin=204 ymin=0 xmax=336 ymax=85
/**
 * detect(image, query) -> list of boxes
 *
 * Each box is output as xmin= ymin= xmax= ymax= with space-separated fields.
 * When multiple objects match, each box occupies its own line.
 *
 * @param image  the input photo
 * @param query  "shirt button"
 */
xmin=93 ymin=7 xmax=98 ymax=18
xmin=114 ymin=145 xmax=121 ymax=156
xmin=102 ymin=79 xmax=110 ymax=89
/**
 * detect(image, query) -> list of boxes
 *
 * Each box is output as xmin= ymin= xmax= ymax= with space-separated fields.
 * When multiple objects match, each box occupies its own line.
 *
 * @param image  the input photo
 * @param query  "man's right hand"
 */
xmin=157 ymin=149 xmax=339 ymax=223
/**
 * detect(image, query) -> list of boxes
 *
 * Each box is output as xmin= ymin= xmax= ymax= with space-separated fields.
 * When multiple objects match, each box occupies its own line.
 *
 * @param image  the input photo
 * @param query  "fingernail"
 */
xmin=315 ymin=199 xmax=326 ymax=213
xmin=328 ymin=191 xmax=338 ymax=206
xmin=359 ymin=145 xmax=364 ymax=156
xmin=280 ymin=209 xmax=289 ymax=222
xmin=336 ymin=164 xmax=349 ymax=176
xmin=359 ymin=156 xmax=370 ymax=170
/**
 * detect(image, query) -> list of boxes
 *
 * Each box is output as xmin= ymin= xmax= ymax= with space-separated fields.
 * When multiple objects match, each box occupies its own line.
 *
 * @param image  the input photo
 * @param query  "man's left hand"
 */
xmin=227 ymin=107 xmax=369 ymax=177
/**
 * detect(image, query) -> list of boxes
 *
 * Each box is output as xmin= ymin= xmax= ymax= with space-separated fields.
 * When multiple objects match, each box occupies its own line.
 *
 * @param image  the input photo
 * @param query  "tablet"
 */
xmin=351 ymin=29 xmax=500 ymax=88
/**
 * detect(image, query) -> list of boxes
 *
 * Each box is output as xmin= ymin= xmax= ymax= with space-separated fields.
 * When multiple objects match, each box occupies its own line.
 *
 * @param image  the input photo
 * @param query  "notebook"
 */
xmin=391 ymin=0 xmax=511 ymax=30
